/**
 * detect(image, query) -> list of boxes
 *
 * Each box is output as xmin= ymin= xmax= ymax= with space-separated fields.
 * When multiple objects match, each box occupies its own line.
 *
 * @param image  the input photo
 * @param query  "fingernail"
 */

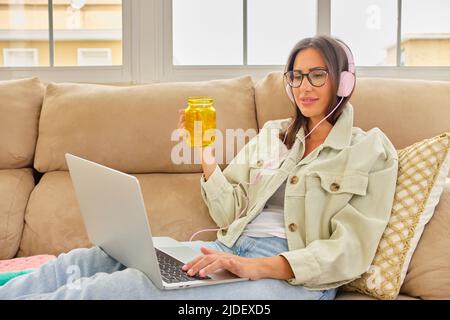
xmin=182 ymin=265 xmax=187 ymax=270
xmin=188 ymin=269 xmax=193 ymax=275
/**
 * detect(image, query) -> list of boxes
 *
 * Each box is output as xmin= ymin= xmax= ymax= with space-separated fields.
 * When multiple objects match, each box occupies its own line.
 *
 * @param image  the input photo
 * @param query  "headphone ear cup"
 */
xmin=337 ymin=71 xmax=355 ymax=97
xmin=285 ymin=83 xmax=295 ymax=103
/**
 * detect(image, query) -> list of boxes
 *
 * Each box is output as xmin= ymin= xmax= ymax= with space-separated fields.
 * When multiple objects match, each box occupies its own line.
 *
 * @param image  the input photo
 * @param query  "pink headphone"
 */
xmin=285 ymin=39 xmax=356 ymax=102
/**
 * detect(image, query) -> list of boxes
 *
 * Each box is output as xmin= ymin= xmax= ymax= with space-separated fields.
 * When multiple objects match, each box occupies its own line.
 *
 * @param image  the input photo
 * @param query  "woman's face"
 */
xmin=291 ymin=48 xmax=333 ymax=121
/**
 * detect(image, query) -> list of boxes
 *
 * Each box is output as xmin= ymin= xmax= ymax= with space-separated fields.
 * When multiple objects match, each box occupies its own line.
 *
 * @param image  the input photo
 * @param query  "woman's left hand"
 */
xmin=181 ymin=247 xmax=267 ymax=280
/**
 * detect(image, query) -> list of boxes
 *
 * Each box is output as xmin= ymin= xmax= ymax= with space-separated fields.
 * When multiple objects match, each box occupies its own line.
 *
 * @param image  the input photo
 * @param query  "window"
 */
xmin=53 ymin=0 xmax=123 ymax=66
xmin=171 ymin=0 xmax=449 ymax=73
xmin=247 ymin=0 xmax=316 ymax=65
xmin=0 ymin=0 xmax=123 ymax=67
xmin=331 ymin=0 xmax=450 ymax=67
xmin=331 ymin=0 xmax=397 ymax=66
xmin=172 ymin=0 xmax=243 ymax=65
xmin=0 ymin=0 xmax=448 ymax=83
xmin=77 ymin=48 xmax=112 ymax=66
xmin=3 ymin=48 xmax=38 ymax=67
xmin=0 ymin=0 xmax=50 ymax=67
xmin=172 ymin=0 xmax=317 ymax=66
xmin=401 ymin=0 xmax=450 ymax=66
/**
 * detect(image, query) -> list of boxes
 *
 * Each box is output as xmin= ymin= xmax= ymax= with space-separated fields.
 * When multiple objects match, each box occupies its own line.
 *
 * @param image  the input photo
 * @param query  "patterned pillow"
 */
xmin=343 ymin=132 xmax=450 ymax=299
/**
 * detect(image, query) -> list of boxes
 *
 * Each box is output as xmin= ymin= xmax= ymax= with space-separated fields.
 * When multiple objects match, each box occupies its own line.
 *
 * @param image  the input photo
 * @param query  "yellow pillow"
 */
xmin=343 ymin=132 xmax=450 ymax=299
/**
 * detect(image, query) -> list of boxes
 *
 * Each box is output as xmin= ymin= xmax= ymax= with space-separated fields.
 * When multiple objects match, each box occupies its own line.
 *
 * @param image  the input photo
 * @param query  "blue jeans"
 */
xmin=0 ymin=235 xmax=337 ymax=300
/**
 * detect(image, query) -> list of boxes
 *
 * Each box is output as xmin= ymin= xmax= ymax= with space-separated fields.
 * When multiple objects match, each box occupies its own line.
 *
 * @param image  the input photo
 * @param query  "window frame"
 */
xmin=0 ymin=0 xmax=132 ymax=83
xmin=158 ymin=0 xmax=450 ymax=83
xmin=0 ymin=0 xmax=448 ymax=83
xmin=160 ymin=0 xmax=286 ymax=83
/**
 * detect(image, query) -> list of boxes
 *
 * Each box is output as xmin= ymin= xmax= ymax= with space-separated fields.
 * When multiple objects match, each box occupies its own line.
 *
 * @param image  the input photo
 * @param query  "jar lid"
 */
xmin=188 ymin=97 xmax=213 ymax=105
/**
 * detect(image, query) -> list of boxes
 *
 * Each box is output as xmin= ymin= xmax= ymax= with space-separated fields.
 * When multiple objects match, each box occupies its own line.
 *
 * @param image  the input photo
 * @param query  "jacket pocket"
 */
xmin=308 ymin=171 xmax=369 ymax=196
xmin=248 ymin=154 xmax=284 ymax=182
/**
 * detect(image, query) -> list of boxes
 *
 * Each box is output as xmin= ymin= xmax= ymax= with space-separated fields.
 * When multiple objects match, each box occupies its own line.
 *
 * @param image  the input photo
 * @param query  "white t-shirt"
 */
xmin=242 ymin=179 xmax=288 ymax=239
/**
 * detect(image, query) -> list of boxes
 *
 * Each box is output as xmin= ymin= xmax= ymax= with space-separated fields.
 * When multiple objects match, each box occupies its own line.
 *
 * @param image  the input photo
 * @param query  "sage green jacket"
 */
xmin=200 ymin=103 xmax=398 ymax=290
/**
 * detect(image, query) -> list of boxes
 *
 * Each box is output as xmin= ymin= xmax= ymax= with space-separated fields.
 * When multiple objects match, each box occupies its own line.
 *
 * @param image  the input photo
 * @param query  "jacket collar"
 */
xmin=295 ymin=102 xmax=353 ymax=151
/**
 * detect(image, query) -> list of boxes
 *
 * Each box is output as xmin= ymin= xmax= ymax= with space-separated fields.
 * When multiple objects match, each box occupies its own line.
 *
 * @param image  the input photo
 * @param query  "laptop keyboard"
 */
xmin=155 ymin=248 xmax=211 ymax=283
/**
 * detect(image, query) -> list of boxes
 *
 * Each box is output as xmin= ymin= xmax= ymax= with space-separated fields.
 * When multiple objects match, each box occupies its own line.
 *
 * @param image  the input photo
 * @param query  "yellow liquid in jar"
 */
xmin=184 ymin=97 xmax=216 ymax=147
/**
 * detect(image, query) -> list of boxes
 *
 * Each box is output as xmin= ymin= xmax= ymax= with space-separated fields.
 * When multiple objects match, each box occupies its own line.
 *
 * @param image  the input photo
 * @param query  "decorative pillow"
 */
xmin=343 ymin=132 xmax=450 ymax=299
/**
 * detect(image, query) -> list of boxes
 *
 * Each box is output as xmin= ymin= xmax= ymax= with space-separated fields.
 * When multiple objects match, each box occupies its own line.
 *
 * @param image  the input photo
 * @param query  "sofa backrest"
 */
xmin=255 ymin=72 xmax=450 ymax=150
xmin=351 ymin=77 xmax=450 ymax=150
xmin=34 ymin=76 xmax=257 ymax=174
xmin=0 ymin=77 xmax=45 ymax=169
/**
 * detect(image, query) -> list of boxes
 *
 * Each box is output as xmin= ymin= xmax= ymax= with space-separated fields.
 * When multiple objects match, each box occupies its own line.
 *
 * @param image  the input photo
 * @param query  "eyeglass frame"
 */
xmin=284 ymin=68 xmax=329 ymax=88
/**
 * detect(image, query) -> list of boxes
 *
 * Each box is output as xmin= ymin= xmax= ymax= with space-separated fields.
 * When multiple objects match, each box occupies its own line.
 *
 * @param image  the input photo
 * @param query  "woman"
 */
xmin=0 ymin=35 xmax=398 ymax=300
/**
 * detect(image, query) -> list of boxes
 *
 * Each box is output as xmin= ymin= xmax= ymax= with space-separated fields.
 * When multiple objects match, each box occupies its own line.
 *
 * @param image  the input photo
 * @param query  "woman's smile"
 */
xmin=299 ymin=97 xmax=320 ymax=107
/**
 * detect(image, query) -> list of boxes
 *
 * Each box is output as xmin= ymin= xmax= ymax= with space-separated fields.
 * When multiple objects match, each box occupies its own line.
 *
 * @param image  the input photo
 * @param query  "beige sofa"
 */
xmin=0 ymin=74 xmax=449 ymax=300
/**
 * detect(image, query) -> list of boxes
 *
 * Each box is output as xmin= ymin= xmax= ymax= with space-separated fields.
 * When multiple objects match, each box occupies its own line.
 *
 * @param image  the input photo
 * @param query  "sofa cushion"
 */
xmin=0 ymin=78 xmax=45 ymax=169
xmin=0 ymin=169 xmax=35 ymax=259
xmin=254 ymin=72 xmax=450 ymax=151
xmin=350 ymin=78 xmax=450 ymax=150
xmin=18 ymin=171 xmax=217 ymax=256
xmin=400 ymin=178 xmax=450 ymax=299
xmin=34 ymin=76 xmax=257 ymax=174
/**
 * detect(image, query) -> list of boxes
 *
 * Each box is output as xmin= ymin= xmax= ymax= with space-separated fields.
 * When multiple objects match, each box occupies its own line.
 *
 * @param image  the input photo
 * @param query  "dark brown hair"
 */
xmin=280 ymin=35 xmax=356 ymax=149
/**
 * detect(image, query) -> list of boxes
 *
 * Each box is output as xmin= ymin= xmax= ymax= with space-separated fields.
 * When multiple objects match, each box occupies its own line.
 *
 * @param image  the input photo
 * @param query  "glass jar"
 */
xmin=184 ymin=97 xmax=216 ymax=147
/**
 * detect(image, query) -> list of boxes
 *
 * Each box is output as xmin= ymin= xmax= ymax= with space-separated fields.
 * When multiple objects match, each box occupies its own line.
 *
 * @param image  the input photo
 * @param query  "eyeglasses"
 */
xmin=284 ymin=69 xmax=329 ymax=88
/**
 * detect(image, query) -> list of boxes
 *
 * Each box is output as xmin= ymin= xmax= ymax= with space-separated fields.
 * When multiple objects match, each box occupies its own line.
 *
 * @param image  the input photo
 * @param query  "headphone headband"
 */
xmin=336 ymin=40 xmax=355 ymax=74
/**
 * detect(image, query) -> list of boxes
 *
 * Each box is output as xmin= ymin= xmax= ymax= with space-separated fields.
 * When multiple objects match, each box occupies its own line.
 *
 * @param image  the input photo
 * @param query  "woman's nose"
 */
xmin=294 ymin=79 xmax=312 ymax=97
xmin=299 ymin=76 xmax=313 ymax=91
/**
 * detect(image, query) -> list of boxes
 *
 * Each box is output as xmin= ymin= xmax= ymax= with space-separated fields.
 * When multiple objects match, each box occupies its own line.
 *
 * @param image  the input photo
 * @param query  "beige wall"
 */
xmin=0 ymin=40 xmax=122 ymax=66
xmin=0 ymin=3 xmax=121 ymax=29
xmin=53 ymin=4 xmax=122 ymax=30
xmin=387 ymin=39 xmax=450 ymax=66
xmin=402 ymin=39 xmax=450 ymax=66
xmin=54 ymin=40 xmax=122 ymax=66
xmin=0 ymin=41 xmax=49 ymax=66
xmin=0 ymin=4 xmax=48 ymax=29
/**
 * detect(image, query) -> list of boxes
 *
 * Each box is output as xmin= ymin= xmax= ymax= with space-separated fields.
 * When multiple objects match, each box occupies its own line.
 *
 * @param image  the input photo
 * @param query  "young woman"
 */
xmin=0 ymin=35 xmax=398 ymax=300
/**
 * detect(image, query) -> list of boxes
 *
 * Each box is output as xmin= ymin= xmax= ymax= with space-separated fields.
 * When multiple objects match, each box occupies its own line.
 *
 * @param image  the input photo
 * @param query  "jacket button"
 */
xmin=290 ymin=176 xmax=299 ymax=184
xmin=288 ymin=223 xmax=298 ymax=232
xmin=330 ymin=182 xmax=340 ymax=192
xmin=256 ymin=160 xmax=264 ymax=168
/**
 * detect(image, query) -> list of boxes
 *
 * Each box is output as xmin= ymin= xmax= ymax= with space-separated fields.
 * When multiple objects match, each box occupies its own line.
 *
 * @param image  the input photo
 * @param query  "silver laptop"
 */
xmin=65 ymin=153 xmax=248 ymax=290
